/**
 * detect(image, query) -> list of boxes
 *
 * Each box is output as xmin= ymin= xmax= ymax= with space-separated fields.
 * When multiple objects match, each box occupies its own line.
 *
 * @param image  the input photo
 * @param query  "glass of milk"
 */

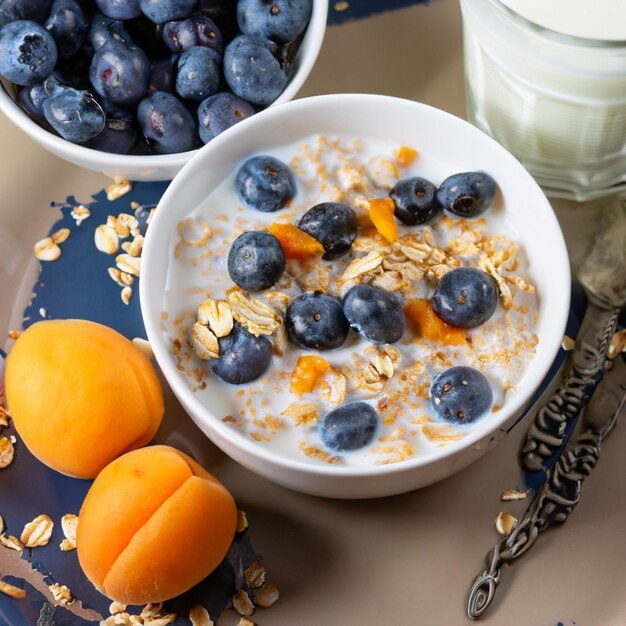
xmin=460 ymin=0 xmax=626 ymax=201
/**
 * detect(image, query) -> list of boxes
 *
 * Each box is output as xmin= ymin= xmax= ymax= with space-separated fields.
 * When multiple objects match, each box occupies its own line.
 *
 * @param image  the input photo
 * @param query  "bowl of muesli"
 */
xmin=140 ymin=94 xmax=570 ymax=499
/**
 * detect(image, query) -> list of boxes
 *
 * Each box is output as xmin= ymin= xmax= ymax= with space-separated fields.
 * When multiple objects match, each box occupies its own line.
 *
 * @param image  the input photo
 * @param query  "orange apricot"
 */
xmin=395 ymin=145 xmax=419 ymax=167
xmin=76 ymin=445 xmax=237 ymax=605
xmin=405 ymin=299 xmax=466 ymax=346
xmin=290 ymin=355 xmax=330 ymax=395
xmin=4 ymin=319 xmax=164 ymax=478
xmin=369 ymin=197 xmax=398 ymax=243
xmin=267 ymin=222 xmax=324 ymax=260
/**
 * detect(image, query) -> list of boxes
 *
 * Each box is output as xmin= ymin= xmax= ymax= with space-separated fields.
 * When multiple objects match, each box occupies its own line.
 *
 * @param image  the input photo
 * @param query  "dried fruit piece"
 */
xmin=267 ymin=222 xmax=324 ymax=260
xmin=290 ymin=355 xmax=330 ymax=395
xmin=395 ymin=145 xmax=419 ymax=167
xmin=368 ymin=197 xmax=398 ymax=243
xmin=404 ymin=299 xmax=466 ymax=346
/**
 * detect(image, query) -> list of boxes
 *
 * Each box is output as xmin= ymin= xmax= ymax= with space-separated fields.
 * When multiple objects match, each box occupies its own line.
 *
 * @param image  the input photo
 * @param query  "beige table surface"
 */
xmin=1 ymin=2 xmax=625 ymax=625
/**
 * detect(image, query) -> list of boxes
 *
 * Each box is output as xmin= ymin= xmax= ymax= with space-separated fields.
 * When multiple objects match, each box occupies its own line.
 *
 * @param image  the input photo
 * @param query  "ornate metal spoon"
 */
xmin=467 ymin=350 xmax=626 ymax=618
xmin=521 ymin=200 xmax=626 ymax=471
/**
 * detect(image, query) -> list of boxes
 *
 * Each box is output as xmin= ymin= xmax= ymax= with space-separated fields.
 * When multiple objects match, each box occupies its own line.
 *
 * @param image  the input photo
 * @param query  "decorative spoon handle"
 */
xmin=520 ymin=303 xmax=619 ymax=472
xmin=467 ymin=351 xmax=625 ymax=619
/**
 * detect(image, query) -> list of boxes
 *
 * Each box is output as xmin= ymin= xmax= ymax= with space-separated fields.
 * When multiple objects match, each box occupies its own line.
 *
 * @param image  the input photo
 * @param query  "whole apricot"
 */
xmin=4 ymin=319 xmax=164 ymax=478
xmin=76 ymin=445 xmax=237 ymax=605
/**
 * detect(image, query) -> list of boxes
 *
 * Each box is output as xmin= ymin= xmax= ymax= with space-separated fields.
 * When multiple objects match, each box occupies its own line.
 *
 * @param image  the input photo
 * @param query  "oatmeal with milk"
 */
xmin=162 ymin=135 xmax=539 ymax=467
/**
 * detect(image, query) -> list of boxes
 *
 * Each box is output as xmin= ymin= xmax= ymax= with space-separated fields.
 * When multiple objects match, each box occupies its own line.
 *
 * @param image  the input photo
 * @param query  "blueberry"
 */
xmin=298 ymin=202 xmax=356 ymax=260
xmin=137 ymin=90 xmax=197 ymax=154
xmin=196 ymin=0 xmax=238 ymax=40
xmin=223 ymin=34 xmax=287 ymax=107
xmin=227 ymin=231 xmax=286 ymax=292
xmin=139 ymin=0 xmax=196 ymax=24
xmin=319 ymin=402 xmax=379 ymax=452
xmin=0 ymin=0 xmax=53 ymax=28
xmin=210 ymin=323 xmax=272 ymax=385
xmin=43 ymin=86 xmax=105 ymax=143
xmin=175 ymin=46 xmax=220 ymax=101
xmin=45 ymin=0 xmax=88 ymax=59
xmin=18 ymin=79 xmax=52 ymax=119
xmin=237 ymin=0 xmax=312 ymax=44
xmin=95 ymin=0 xmax=141 ymax=21
xmin=163 ymin=15 xmax=223 ymax=54
xmin=89 ymin=40 xmax=150 ymax=105
xmin=148 ymin=56 xmax=176 ymax=93
xmin=89 ymin=13 xmax=132 ymax=50
xmin=198 ymin=92 xmax=255 ymax=144
xmin=390 ymin=176 xmax=441 ymax=225
xmin=437 ymin=171 xmax=497 ymax=217
xmin=430 ymin=366 xmax=493 ymax=425
xmin=0 ymin=20 xmax=58 ymax=86
xmin=87 ymin=103 xmax=136 ymax=154
xmin=343 ymin=284 xmax=405 ymax=344
xmin=285 ymin=291 xmax=349 ymax=351
xmin=431 ymin=267 xmax=498 ymax=328
xmin=235 ymin=155 xmax=296 ymax=213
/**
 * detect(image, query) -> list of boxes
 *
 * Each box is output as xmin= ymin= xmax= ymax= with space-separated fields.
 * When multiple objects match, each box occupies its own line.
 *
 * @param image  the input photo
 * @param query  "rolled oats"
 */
xmin=51 ymin=228 xmax=71 ymax=244
xmin=232 ymin=589 xmax=255 ymax=616
xmin=120 ymin=286 xmax=133 ymax=305
xmin=0 ymin=436 xmax=14 ymax=468
xmin=34 ymin=237 xmax=61 ymax=261
xmin=190 ymin=322 xmax=219 ymax=359
xmin=315 ymin=367 xmax=347 ymax=405
xmin=0 ymin=533 xmax=23 ymax=551
xmin=236 ymin=510 xmax=249 ymax=533
xmin=132 ymin=338 xmax=154 ymax=358
xmin=116 ymin=253 xmax=141 ymax=277
xmin=244 ymin=561 xmax=266 ymax=589
xmin=197 ymin=299 xmax=233 ymax=338
xmin=608 ymin=328 xmax=626 ymax=360
xmin=59 ymin=514 xmax=78 ymax=551
xmin=21 ymin=514 xmax=54 ymax=547
xmin=237 ymin=618 xmax=257 ymax=626
xmin=253 ymin=584 xmax=279 ymax=608
xmin=0 ymin=579 xmax=26 ymax=599
xmin=48 ymin=582 xmax=72 ymax=605
xmin=109 ymin=601 xmax=127 ymax=615
xmin=500 ymin=489 xmax=530 ymax=502
xmin=106 ymin=177 xmax=132 ymax=201
xmin=495 ymin=511 xmax=517 ymax=535
xmin=340 ymin=249 xmax=385 ymax=283
xmin=71 ymin=205 xmax=91 ymax=225
xmin=108 ymin=267 xmax=134 ymax=287
xmin=95 ymin=225 xmax=119 ymax=255
xmin=227 ymin=290 xmax=280 ymax=336
xmin=282 ymin=401 xmax=319 ymax=426
xmin=189 ymin=605 xmax=214 ymax=626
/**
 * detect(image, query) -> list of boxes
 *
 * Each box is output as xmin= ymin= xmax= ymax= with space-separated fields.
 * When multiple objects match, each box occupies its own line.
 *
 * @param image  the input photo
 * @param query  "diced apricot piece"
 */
xmin=267 ymin=222 xmax=323 ymax=260
xmin=405 ymin=299 xmax=466 ymax=346
xmin=290 ymin=355 xmax=330 ymax=395
xmin=369 ymin=197 xmax=398 ymax=243
xmin=395 ymin=145 xmax=419 ymax=167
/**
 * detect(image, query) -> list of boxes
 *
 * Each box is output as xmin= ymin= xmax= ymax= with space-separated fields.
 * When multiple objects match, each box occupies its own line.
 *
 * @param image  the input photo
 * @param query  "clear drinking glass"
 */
xmin=460 ymin=0 xmax=626 ymax=201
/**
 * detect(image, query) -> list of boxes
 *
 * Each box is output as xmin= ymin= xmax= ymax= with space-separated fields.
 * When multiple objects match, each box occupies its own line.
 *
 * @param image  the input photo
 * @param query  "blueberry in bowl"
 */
xmin=390 ymin=176 xmax=441 ymax=225
xmin=235 ymin=155 xmax=297 ymax=212
xmin=285 ymin=291 xmax=350 ymax=351
xmin=437 ymin=171 xmax=497 ymax=217
xmin=319 ymin=402 xmax=380 ymax=452
xmin=430 ymin=366 xmax=493 ymax=425
xmin=298 ymin=202 xmax=357 ymax=260
xmin=227 ymin=230 xmax=286 ymax=292
xmin=431 ymin=267 xmax=498 ymax=328
xmin=343 ymin=284 xmax=405 ymax=344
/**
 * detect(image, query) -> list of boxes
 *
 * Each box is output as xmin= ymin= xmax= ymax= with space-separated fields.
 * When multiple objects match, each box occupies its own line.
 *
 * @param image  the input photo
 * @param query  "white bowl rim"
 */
xmin=141 ymin=92 xmax=571 ymax=479
xmin=0 ymin=0 xmax=328 ymax=175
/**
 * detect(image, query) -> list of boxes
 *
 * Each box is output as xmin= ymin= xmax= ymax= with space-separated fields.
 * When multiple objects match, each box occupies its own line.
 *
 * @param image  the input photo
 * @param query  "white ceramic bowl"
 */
xmin=0 ymin=1 xmax=327 ymax=181
xmin=140 ymin=94 xmax=571 ymax=499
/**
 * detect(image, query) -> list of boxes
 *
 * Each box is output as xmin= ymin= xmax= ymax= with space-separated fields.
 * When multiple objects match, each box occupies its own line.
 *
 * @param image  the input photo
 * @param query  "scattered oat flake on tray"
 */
xmin=49 ymin=582 xmax=73 ymax=605
xmin=500 ymin=489 xmax=530 ymax=502
xmin=0 ymin=533 xmax=23 ymax=551
xmin=495 ymin=511 xmax=518 ymax=535
xmin=189 ymin=605 xmax=214 ymax=626
xmin=34 ymin=236 xmax=61 ymax=262
xmin=21 ymin=514 xmax=54 ymax=547
xmin=0 ymin=578 xmax=26 ymax=599
xmin=59 ymin=513 xmax=78 ymax=551
xmin=106 ymin=177 xmax=132 ymax=201
xmin=0 ymin=436 xmax=15 ymax=468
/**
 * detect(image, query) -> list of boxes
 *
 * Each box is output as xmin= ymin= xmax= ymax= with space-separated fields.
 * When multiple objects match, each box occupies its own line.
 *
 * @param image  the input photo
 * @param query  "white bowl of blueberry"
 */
xmin=140 ymin=93 xmax=571 ymax=498
xmin=0 ymin=0 xmax=327 ymax=181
